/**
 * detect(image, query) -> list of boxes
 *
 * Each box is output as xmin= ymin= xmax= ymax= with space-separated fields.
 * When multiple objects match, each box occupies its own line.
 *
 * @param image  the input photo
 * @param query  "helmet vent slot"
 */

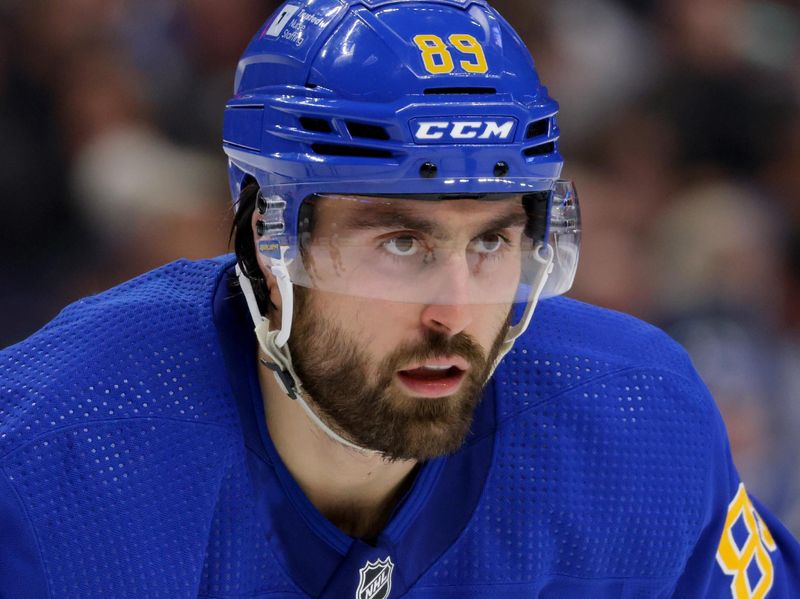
xmin=424 ymin=87 xmax=496 ymax=95
xmin=526 ymin=119 xmax=550 ymax=139
xmin=311 ymin=143 xmax=394 ymax=159
xmin=523 ymin=142 xmax=556 ymax=157
xmin=346 ymin=121 xmax=391 ymax=141
xmin=299 ymin=117 xmax=333 ymax=134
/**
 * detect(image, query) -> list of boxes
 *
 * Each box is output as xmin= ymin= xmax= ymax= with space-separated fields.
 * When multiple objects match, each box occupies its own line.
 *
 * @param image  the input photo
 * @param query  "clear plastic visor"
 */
xmin=293 ymin=194 xmax=539 ymax=306
xmin=256 ymin=179 xmax=579 ymax=307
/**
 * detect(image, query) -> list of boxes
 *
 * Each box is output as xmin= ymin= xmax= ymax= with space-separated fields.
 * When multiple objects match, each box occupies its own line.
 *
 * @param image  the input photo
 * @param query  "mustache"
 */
xmin=379 ymin=330 xmax=486 ymax=374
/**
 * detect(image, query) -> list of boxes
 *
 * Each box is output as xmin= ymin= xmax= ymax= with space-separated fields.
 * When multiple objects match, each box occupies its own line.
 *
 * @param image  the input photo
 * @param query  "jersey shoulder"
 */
xmin=495 ymin=296 xmax=706 ymax=419
xmin=494 ymin=296 xmax=718 ymax=462
xmin=527 ymin=295 xmax=694 ymax=373
xmin=0 ymin=255 xmax=239 ymax=456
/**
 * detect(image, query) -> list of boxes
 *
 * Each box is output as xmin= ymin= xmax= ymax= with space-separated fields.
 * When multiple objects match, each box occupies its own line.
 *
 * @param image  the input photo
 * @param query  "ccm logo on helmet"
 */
xmin=411 ymin=119 xmax=518 ymax=144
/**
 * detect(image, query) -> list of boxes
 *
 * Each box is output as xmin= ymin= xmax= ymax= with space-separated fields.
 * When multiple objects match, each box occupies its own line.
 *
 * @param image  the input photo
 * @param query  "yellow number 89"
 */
xmin=413 ymin=34 xmax=488 ymax=75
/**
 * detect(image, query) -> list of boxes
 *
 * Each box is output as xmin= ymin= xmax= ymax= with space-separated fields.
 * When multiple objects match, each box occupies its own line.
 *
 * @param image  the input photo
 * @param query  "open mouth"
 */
xmin=396 ymin=361 xmax=468 ymax=398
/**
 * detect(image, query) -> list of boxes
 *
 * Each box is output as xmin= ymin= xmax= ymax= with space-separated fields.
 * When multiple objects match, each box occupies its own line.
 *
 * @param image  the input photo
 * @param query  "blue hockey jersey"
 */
xmin=0 ymin=256 xmax=798 ymax=598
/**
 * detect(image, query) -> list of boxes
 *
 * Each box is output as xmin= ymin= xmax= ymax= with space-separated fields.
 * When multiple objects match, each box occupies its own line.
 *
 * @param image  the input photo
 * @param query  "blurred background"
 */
xmin=1 ymin=0 xmax=799 ymax=535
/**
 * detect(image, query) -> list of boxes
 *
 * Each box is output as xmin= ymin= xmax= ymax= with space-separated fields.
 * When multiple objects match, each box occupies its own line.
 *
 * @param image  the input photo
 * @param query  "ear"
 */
xmin=263 ymin=269 xmax=283 ymax=313
xmin=251 ymin=207 xmax=283 ymax=328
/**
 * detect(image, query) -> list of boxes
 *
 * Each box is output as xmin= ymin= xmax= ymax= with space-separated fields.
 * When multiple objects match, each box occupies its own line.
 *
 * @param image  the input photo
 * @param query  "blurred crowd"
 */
xmin=1 ymin=0 xmax=799 ymax=534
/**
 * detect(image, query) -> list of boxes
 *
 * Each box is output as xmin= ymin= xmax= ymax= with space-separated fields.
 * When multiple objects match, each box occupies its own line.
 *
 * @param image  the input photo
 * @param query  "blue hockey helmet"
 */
xmin=224 ymin=0 xmax=563 ymax=187
xmin=224 ymin=0 xmax=580 ymax=397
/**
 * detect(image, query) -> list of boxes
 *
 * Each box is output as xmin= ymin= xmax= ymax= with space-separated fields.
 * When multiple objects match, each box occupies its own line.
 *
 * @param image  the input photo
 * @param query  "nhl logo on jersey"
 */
xmin=356 ymin=557 xmax=394 ymax=599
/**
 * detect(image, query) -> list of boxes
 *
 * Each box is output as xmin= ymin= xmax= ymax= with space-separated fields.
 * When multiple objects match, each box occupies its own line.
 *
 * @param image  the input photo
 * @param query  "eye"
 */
xmin=471 ymin=233 xmax=505 ymax=254
xmin=382 ymin=235 xmax=420 ymax=257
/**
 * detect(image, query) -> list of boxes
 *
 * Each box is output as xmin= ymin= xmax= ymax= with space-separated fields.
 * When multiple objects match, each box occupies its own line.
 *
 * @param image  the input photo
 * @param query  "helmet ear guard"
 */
xmin=542 ymin=180 xmax=581 ymax=299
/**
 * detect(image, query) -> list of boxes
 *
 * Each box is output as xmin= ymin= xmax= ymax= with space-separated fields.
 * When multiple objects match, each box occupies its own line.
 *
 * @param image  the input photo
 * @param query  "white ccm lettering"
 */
xmin=414 ymin=120 xmax=516 ymax=142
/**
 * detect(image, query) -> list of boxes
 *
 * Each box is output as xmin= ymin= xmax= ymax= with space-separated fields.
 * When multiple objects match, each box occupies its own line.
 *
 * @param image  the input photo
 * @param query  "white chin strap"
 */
xmin=236 ymin=241 xmax=554 ymax=456
xmin=236 ymin=260 xmax=373 ymax=454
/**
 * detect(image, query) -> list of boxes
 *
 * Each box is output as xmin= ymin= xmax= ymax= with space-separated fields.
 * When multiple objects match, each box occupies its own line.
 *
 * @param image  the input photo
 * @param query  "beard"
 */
xmin=287 ymin=287 xmax=510 ymax=461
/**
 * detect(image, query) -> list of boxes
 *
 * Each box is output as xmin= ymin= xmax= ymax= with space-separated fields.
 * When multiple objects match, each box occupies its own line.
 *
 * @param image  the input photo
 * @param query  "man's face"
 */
xmin=285 ymin=196 xmax=528 ymax=461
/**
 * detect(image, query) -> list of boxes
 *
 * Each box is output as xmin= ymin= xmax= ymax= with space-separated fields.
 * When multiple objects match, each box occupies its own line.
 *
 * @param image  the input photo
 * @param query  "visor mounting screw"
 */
xmin=256 ymin=220 xmax=267 ymax=236
xmin=420 ymin=162 xmax=438 ymax=178
xmin=494 ymin=161 xmax=509 ymax=177
xmin=257 ymin=193 xmax=268 ymax=215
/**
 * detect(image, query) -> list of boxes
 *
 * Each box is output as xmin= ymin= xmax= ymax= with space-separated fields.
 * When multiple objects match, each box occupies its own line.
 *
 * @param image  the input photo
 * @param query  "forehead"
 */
xmin=309 ymin=194 xmax=527 ymax=233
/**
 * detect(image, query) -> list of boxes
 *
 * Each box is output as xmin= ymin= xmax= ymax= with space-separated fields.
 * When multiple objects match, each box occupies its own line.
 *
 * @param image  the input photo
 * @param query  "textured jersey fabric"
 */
xmin=0 ymin=256 xmax=798 ymax=598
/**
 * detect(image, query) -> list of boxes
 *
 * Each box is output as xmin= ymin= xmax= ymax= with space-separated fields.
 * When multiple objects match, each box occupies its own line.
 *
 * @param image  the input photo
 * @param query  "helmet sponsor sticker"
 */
xmin=264 ymin=4 xmax=300 ymax=38
xmin=411 ymin=118 xmax=517 ymax=144
xmin=258 ymin=240 xmax=283 ymax=259
xmin=262 ymin=4 xmax=342 ymax=48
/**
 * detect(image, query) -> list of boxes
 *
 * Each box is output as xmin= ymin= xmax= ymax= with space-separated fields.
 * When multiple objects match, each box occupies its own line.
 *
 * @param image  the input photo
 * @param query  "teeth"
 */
xmin=422 ymin=365 xmax=452 ymax=370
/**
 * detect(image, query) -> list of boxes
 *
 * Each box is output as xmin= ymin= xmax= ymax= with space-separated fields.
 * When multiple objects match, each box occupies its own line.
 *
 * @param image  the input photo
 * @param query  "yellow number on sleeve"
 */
xmin=449 ymin=34 xmax=488 ymax=73
xmin=413 ymin=35 xmax=455 ymax=75
xmin=716 ymin=483 xmax=778 ymax=599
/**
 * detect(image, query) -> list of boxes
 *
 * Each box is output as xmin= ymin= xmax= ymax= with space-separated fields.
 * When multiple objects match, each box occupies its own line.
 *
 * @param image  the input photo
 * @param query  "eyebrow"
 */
xmin=342 ymin=206 xmax=528 ymax=240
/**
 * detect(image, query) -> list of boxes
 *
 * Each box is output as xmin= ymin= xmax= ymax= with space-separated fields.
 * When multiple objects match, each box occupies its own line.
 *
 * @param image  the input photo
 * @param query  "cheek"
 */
xmin=472 ymin=303 xmax=512 ymax=346
xmin=310 ymin=292 xmax=401 ymax=354
xmin=336 ymin=298 xmax=429 ymax=356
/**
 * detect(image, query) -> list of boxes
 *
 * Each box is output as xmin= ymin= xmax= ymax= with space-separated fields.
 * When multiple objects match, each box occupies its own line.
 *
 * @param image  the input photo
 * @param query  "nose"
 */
xmin=419 ymin=254 xmax=474 ymax=336
xmin=420 ymin=302 xmax=473 ymax=337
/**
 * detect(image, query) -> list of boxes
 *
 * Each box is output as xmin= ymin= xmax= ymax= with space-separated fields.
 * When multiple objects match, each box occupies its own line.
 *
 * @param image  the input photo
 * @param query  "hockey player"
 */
xmin=1 ymin=0 xmax=799 ymax=597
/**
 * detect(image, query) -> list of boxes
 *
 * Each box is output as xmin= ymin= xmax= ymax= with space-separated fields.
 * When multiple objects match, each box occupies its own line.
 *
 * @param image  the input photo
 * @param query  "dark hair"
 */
xmin=231 ymin=180 xmax=273 ymax=315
